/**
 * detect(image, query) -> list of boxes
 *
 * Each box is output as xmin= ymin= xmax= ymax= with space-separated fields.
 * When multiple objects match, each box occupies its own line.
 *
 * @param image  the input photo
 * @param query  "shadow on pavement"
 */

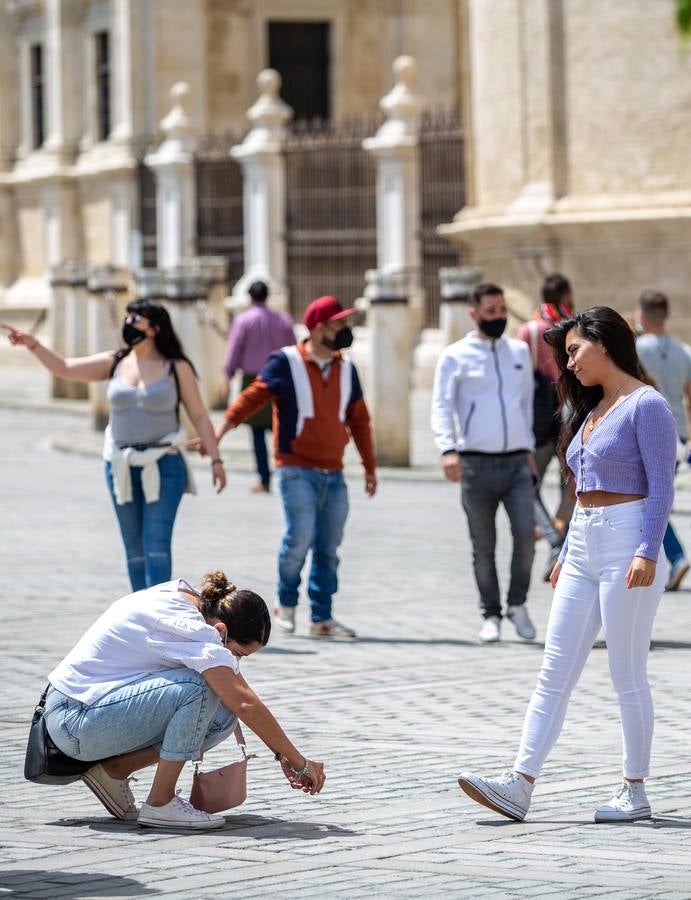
xmin=0 ymin=870 xmax=157 ymax=898
xmin=220 ymin=813 xmax=358 ymax=839
xmin=59 ymin=814 xmax=357 ymax=841
xmin=355 ymin=637 xmax=546 ymax=649
xmin=645 ymin=816 xmax=691 ymax=829
xmin=650 ymin=640 xmax=691 ymax=650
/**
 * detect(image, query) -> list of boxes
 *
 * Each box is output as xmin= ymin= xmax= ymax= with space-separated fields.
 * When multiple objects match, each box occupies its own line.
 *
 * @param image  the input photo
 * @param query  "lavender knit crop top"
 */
xmin=559 ymin=386 xmax=677 ymax=562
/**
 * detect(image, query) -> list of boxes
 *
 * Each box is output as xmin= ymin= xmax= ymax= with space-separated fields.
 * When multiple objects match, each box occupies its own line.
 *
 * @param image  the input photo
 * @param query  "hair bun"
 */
xmin=200 ymin=570 xmax=236 ymax=602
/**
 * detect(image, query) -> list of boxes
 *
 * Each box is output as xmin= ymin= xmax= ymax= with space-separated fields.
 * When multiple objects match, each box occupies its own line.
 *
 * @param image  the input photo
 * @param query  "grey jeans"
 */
xmin=460 ymin=452 xmax=535 ymax=619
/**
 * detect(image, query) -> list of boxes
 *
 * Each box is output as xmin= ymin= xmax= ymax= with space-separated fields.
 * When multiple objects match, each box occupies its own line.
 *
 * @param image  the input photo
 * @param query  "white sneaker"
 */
xmin=507 ymin=605 xmax=536 ymax=640
xmin=594 ymin=781 xmax=651 ymax=823
xmin=309 ymin=618 xmax=357 ymax=639
xmin=82 ymin=763 xmax=138 ymax=820
xmin=274 ymin=605 xmax=296 ymax=634
xmin=458 ymin=769 xmax=533 ymax=822
xmin=478 ymin=616 xmax=501 ymax=643
xmin=138 ymin=793 xmax=226 ymax=830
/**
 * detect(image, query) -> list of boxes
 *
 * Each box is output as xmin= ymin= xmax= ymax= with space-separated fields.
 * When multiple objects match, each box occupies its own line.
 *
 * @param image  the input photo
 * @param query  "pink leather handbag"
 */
xmin=189 ymin=724 xmax=255 ymax=813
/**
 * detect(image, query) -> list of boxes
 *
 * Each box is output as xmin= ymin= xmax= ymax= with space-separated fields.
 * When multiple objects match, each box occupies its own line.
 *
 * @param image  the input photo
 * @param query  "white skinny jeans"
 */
xmin=514 ymin=500 xmax=665 ymax=780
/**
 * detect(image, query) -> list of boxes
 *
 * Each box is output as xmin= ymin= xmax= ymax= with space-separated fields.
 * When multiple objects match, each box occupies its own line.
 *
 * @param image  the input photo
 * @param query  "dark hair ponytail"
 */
xmin=544 ymin=306 xmax=646 ymax=474
xmin=199 ymin=570 xmax=271 ymax=647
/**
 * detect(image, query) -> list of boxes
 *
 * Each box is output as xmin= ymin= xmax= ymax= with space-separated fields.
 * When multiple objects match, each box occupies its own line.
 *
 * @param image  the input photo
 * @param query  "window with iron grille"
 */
xmin=95 ymin=31 xmax=111 ymax=141
xmin=268 ymin=22 xmax=330 ymax=122
xmin=30 ymin=44 xmax=45 ymax=149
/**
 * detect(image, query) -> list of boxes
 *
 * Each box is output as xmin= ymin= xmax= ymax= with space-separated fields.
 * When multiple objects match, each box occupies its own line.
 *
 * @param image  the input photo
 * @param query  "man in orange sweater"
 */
xmin=216 ymin=295 xmax=377 ymax=638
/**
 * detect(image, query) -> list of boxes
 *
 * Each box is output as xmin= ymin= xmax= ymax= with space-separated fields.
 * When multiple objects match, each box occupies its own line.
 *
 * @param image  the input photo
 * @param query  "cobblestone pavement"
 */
xmin=2 ymin=382 xmax=691 ymax=898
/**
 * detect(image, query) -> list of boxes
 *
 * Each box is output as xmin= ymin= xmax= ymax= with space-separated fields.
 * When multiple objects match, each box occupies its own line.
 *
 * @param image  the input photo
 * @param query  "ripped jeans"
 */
xmin=515 ymin=500 xmax=665 ymax=780
xmin=105 ymin=453 xmax=186 ymax=591
xmin=44 ymin=669 xmax=237 ymax=762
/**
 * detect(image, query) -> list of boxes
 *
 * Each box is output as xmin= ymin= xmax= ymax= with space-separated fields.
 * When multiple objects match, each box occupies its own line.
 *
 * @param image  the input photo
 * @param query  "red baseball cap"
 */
xmin=303 ymin=295 xmax=356 ymax=331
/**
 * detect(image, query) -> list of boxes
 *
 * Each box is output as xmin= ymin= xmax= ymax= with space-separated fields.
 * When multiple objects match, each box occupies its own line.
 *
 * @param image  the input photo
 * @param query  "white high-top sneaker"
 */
xmin=594 ymin=781 xmax=651 ymax=823
xmin=458 ymin=769 xmax=533 ymax=821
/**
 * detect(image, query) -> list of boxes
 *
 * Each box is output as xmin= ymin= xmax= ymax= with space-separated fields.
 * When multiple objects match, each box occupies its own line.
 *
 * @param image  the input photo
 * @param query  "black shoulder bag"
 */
xmin=24 ymin=687 xmax=93 ymax=785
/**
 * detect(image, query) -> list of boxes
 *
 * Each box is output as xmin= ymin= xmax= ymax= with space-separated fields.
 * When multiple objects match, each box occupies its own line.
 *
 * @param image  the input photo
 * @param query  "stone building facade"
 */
xmin=0 ymin=0 xmax=461 ymax=311
xmin=441 ymin=0 xmax=691 ymax=338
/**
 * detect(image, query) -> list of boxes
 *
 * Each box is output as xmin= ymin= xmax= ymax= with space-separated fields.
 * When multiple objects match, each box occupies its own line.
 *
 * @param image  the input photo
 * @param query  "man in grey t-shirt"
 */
xmin=636 ymin=289 xmax=691 ymax=591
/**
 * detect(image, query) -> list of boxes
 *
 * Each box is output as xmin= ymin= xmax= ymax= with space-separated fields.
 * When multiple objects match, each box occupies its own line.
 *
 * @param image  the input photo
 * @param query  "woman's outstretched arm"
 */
xmin=1 ymin=323 xmax=113 ymax=382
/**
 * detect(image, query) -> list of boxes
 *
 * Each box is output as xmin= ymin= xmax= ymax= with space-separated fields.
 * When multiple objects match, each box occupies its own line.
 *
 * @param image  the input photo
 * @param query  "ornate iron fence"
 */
xmin=283 ymin=116 xmax=381 ymax=321
xmin=419 ymin=108 xmax=465 ymax=327
xmin=194 ymin=131 xmax=245 ymax=288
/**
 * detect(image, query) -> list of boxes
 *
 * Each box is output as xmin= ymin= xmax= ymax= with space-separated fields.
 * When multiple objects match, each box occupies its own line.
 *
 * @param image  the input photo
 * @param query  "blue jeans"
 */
xmin=460 ymin=453 xmax=535 ymax=619
xmin=105 ymin=454 xmax=187 ymax=591
xmin=277 ymin=466 xmax=349 ymax=622
xmin=663 ymin=522 xmax=685 ymax=567
xmin=44 ymin=669 xmax=237 ymax=762
xmin=251 ymin=426 xmax=271 ymax=487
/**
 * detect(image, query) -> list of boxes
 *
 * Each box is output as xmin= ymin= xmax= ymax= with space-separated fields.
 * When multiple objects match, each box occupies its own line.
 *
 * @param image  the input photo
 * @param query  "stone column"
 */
xmin=439 ymin=266 xmax=483 ymax=345
xmin=145 ymin=83 xmax=199 ymax=269
xmin=364 ymin=269 xmax=411 ymax=467
xmin=43 ymin=0 xmax=80 ymax=162
xmin=230 ymin=69 xmax=292 ymax=313
xmin=363 ymin=56 xmax=424 ymax=327
xmin=110 ymin=0 xmax=135 ymax=145
xmin=86 ymin=265 xmax=129 ymax=430
xmin=49 ymin=260 xmax=89 ymax=400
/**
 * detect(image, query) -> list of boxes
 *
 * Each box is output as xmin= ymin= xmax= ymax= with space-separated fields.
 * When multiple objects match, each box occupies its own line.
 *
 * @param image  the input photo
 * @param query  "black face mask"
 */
xmin=122 ymin=322 xmax=147 ymax=347
xmin=323 ymin=326 xmax=354 ymax=350
xmin=477 ymin=317 xmax=507 ymax=339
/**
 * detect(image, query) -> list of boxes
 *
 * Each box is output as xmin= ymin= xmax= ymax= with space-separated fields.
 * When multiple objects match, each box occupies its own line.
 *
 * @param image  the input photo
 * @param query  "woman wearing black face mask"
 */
xmin=1 ymin=300 xmax=225 ymax=591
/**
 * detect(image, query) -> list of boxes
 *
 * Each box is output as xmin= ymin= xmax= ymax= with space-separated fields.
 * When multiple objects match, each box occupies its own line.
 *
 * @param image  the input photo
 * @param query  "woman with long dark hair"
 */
xmin=456 ymin=306 xmax=677 ymax=823
xmin=2 ymin=300 xmax=225 ymax=590
xmin=43 ymin=570 xmax=325 ymax=830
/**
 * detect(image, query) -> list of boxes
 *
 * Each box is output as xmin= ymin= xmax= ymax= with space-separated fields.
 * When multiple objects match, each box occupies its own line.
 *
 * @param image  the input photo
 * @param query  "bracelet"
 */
xmin=28 ymin=340 xmax=38 ymax=351
xmin=211 ymin=458 xmax=224 ymax=466
xmin=295 ymin=758 xmax=309 ymax=778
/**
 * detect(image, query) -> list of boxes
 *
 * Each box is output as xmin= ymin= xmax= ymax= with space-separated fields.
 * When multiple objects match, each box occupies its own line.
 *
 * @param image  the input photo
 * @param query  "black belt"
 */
xmin=118 ymin=442 xmax=173 ymax=451
xmin=459 ymin=449 xmax=530 ymax=458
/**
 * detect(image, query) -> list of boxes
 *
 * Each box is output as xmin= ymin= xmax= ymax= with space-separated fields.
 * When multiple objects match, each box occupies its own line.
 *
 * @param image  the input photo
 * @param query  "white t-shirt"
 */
xmin=48 ymin=579 xmax=240 ymax=705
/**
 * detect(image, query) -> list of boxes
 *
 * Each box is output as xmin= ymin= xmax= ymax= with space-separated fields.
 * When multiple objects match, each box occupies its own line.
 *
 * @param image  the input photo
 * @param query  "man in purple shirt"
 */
xmin=224 ymin=281 xmax=296 ymax=492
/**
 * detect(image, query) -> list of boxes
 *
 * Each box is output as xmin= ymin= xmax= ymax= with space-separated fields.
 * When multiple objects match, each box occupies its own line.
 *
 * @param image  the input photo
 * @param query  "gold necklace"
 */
xmin=587 ymin=380 xmax=630 ymax=432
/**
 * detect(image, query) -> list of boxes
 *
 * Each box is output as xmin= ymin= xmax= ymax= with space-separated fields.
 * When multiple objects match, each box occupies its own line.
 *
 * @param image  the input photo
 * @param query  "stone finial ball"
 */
xmin=257 ymin=68 xmax=281 ymax=96
xmin=393 ymin=55 xmax=416 ymax=86
xmin=170 ymin=82 xmax=190 ymax=104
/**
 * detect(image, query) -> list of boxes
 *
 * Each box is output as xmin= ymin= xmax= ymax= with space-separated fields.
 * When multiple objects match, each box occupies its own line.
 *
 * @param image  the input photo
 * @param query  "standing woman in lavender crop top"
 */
xmin=2 ymin=300 xmax=225 ymax=590
xmin=456 ymin=307 xmax=677 ymax=824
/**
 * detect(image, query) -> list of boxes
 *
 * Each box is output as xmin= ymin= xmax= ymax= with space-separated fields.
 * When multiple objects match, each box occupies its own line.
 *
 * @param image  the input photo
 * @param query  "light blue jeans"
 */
xmin=277 ymin=466 xmax=349 ymax=622
xmin=44 ymin=669 xmax=237 ymax=762
xmin=515 ymin=500 xmax=665 ymax=779
xmin=105 ymin=454 xmax=187 ymax=591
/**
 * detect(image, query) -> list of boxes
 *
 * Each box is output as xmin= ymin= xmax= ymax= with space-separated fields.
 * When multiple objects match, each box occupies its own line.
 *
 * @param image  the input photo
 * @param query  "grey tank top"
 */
xmin=108 ymin=361 xmax=179 ymax=446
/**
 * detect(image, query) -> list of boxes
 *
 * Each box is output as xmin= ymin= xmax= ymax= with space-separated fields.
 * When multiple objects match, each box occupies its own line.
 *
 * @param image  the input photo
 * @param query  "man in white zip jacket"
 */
xmin=431 ymin=283 xmax=538 ymax=643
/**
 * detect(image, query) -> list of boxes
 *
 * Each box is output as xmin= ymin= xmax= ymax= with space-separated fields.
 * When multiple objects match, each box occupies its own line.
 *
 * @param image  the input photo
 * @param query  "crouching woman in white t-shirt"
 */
xmin=43 ymin=571 xmax=325 ymax=830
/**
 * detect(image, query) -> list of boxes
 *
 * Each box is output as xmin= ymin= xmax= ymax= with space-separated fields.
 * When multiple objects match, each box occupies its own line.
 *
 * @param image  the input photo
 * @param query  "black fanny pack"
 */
xmin=24 ymin=686 xmax=94 ymax=785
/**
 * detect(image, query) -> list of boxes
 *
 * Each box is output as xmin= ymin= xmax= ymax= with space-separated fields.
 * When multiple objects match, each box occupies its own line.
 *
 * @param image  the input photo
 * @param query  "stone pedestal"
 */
xmin=364 ymin=269 xmax=411 ymax=467
xmin=50 ymin=261 xmax=89 ymax=400
xmin=363 ymin=57 xmax=424 ymax=329
xmin=86 ymin=266 xmax=129 ymax=430
xmin=145 ymin=83 xmax=198 ymax=270
xmin=230 ymin=69 xmax=292 ymax=313
xmin=439 ymin=266 xmax=483 ymax=345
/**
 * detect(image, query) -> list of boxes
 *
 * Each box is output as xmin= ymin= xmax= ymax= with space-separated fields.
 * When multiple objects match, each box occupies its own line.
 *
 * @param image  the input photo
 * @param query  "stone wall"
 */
xmin=443 ymin=0 xmax=691 ymax=340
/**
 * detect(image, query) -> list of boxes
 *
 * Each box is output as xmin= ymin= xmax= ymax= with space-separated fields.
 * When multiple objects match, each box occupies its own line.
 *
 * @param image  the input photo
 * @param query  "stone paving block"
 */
xmin=2 ymin=404 xmax=691 ymax=897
